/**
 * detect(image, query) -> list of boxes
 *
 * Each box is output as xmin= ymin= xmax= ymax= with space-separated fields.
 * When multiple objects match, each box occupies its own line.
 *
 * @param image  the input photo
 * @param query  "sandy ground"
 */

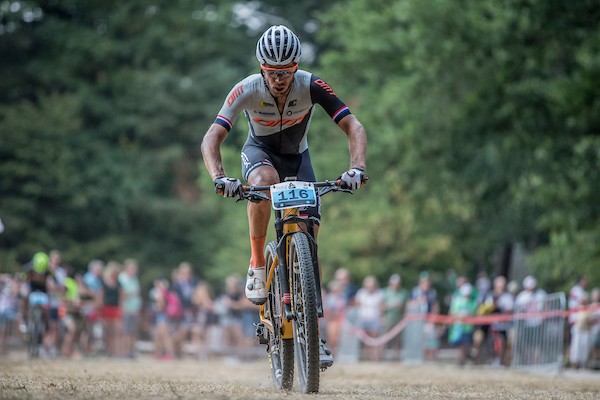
xmin=1 ymin=353 xmax=599 ymax=400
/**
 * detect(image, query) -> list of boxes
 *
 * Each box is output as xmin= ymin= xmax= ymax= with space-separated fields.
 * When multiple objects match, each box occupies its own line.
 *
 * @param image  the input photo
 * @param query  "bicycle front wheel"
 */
xmin=27 ymin=308 xmax=43 ymax=359
xmin=264 ymin=240 xmax=294 ymax=390
xmin=289 ymin=232 xmax=320 ymax=393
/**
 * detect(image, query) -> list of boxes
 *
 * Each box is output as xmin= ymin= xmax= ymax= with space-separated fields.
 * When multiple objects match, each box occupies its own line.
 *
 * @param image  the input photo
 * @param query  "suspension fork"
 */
xmin=306 ymin=221 xmax=324 ymax=318
xmin=274 ymin=209 xmax=294 ymax=321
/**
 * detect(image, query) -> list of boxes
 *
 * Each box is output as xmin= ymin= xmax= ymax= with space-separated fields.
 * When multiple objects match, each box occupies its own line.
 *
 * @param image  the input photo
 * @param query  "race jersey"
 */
xmin=23 ymin=262 xmax=50 ymax=293
xmin=214 ymin=70 xmax=352 ymax=155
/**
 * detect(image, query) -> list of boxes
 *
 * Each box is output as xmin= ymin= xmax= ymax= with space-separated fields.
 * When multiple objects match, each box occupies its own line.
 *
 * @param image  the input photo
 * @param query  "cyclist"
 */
xmin=201 ymin=25 xmax=368 ymax=368
xmin=21 ymin=252 xmax=52 ymax=351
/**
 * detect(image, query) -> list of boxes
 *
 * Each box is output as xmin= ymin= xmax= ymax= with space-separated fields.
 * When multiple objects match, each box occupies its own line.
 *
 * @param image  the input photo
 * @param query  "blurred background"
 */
xmin=1 ymin=0 xmax=599 ymax=293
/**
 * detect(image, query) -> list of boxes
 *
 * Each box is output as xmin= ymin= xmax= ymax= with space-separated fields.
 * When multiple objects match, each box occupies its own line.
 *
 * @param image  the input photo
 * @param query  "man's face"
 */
xmin=261 ymin=63 xmax=297 ymax=98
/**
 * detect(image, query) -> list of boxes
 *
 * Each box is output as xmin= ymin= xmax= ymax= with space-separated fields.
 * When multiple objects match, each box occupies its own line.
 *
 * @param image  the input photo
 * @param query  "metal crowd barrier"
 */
xmin=511 ymin=292 xmax=566 ymax=372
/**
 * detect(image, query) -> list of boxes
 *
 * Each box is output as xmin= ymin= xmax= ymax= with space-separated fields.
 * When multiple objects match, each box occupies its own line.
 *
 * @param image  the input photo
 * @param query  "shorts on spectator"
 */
xmin=102 ymin=305 xmax=121 ymax=320
xmin=450 ymin=332 xmax=473 ymax=346
xmin=122 ymin=313 xmax=139 ymax=334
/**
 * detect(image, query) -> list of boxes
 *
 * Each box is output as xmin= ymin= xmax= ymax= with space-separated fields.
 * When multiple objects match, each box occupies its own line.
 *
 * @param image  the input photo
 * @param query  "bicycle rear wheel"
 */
xmin=289 ymin=232 xmax=320 ymax=393
xmin=264 ymin=240 xmax=294 ymax=390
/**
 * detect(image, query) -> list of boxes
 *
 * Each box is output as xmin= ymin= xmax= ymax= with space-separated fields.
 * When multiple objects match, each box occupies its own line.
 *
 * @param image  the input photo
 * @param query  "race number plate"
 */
xmin=270 ymin=181 xmax=317 ymax=210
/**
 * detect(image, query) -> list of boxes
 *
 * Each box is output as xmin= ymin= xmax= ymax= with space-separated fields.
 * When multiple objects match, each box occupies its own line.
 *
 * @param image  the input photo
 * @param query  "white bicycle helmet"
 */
xmin=256 ymin=25 xmax=302 ymax=66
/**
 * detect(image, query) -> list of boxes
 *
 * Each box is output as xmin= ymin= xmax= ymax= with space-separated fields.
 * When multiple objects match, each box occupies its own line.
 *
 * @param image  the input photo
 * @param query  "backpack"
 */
xmin=165 ymin=291 xmax=182 ymax=320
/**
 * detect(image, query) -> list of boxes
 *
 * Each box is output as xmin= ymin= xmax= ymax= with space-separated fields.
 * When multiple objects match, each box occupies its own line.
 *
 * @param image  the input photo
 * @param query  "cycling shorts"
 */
xmin=241 ymin=142 xmax=321 ymax=224
xmin=28 ymin=291 xmax=49 ymax=306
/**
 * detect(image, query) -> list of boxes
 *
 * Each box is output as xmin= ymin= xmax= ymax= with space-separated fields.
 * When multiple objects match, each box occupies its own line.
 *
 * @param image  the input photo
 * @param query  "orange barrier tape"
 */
xmin=345 ymin=304 xmax=600 ymax=347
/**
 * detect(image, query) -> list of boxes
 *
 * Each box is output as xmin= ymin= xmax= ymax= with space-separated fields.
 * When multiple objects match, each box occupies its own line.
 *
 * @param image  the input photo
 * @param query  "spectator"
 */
xmin=60 ymin=267 xmax=82 ymax=358
xmin=323 ymin=280 xmax=348 ymax=357
xmin=589 ymin=288 xmax=600 ymax=366
xmin=190 ymin=281 xmax=215 ymax=362
xmin=569 ymin=295 xmax=594 ymax=369
xmin=119 ymin=259 xmax=142 ymax=359
xmin=382 ymin=274 xmax=408 ymax=360
xmin=218 ymin=275 xmax=246 ymax=362
xmin=83 ymin=259 xmax=104 ymax=295
xmin=46 ymin=249 xmax=66 ymax=358
xmin=450 ymin=275 xmax=469 ymax=304
xmin=569 ymin=275 xmax=588 ymax=326
xmin=355 ymin=275 xmax=384 ymax=361
xmin=475 ymin=271 xmax=491 ymax=305
xmin=334 ymin=268 xmax=358 ymax=306
xmin=172 ymin=262 xmax=198 ymax=358
xmin=448 ymin=283 xmax=477 ymax=365
xmin=99 ymin=262 xmax=122 ymax=357
xmin=150 ymin=279 xmax=175 ymax=360
xmin=514 ymin=275 xmax=546 ymax=364
xmin=487 ymin=275 xmax=515 ymax=366
xmin=240 ymin=295 xmax=260 ymax=361
xmin=80 ymin=259 xmax=104 ymax=355
xmin=410 ymin=271 xmax=440 ymax=361
xmin=0 ymin=274 xmax=19 ymax=354
xmin=507 ymin=280 xmax=520 ymax=298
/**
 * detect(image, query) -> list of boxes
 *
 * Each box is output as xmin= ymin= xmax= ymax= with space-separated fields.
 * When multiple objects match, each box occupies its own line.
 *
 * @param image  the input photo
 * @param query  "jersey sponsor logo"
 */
xmin=241 ymin=152 xmax=251 ymax=168
xmin=253 ymin=110 xmax=277 ymax=116
xmin=260 ymin=100 xmax=275 ymax=107
xmin=227 ymin=85 xmax=243 ymax=106
xmin=314 ymin=79 xmax=336 ymax=96
xmin=253 ymin=114 xmax=308 ymax=127
xmin=288 ymin=99 xmax=297 ymax=107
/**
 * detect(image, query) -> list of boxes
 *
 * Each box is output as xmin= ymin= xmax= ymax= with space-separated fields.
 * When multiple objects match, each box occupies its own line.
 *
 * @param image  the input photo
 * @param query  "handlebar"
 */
xmin=235 ymin=177 xmax=368 ymax=203
xmin=215 ymin=176 xmax=368 ymax=202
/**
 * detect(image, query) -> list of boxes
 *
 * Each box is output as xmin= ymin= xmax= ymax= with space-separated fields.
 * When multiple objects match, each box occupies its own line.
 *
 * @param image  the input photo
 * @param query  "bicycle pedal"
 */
xmin=254 ymin=322 xmax=269 ymax=345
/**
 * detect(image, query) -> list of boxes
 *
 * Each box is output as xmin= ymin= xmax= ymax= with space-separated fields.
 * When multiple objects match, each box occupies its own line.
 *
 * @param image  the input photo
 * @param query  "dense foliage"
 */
xmin=1 ymin=0 xmax=598 ymax=292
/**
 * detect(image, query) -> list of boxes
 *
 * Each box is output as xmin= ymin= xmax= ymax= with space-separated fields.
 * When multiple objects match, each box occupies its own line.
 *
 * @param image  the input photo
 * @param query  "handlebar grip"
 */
xmin=215 ymin=183 xmax=224 ymax=195
xmin=338 ymin=174 xmax=369 ymax=189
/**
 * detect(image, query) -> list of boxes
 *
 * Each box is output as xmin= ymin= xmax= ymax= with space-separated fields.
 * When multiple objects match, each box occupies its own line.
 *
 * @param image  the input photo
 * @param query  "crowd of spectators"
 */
xmin=0 ymin=252 xmax=259 ymax=362
xmin=1 ymin=253 xmax=599 ymax=370
xmin=318 ymin=268 xmax=600 ymax=370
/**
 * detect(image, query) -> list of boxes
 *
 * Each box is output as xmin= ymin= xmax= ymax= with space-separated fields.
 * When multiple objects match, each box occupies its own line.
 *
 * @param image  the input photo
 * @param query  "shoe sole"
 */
xmin=248 ymin=297 xmax=267 ymax=305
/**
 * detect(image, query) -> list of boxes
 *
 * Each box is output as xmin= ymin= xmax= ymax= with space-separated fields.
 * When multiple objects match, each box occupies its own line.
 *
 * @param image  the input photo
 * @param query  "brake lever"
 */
xmin=237 ymin=191 xmax=270 ymax=203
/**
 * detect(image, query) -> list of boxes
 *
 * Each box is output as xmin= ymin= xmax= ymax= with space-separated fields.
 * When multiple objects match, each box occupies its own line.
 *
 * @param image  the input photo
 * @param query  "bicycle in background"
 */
xmin=25 ymin=291 xmax=48 ymax=359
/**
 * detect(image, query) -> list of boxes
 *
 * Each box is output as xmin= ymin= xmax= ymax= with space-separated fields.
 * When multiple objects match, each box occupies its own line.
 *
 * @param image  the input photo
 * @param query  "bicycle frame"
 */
xmin=262 ymin=207 xmax=324 ymax=340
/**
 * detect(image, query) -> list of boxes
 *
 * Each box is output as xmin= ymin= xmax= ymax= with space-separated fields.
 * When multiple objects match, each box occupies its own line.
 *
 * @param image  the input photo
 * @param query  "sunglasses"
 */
xmin=261 ymin=64 xmax=298 ymax=77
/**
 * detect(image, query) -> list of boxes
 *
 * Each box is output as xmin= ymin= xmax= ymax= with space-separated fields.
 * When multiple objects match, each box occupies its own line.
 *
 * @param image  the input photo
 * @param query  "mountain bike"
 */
xmin=227 ymin=177 xmax=364 ymax=393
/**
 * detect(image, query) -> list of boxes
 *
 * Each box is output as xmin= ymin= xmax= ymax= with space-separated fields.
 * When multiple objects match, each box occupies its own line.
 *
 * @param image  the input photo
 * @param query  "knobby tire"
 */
xmin=264 ymin=241 xmax=294 ymax=390
xmin=289 ymin=233 xmax=320 ymax=393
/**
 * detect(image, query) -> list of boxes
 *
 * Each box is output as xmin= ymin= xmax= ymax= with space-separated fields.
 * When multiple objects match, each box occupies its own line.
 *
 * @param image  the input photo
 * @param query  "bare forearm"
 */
xmin=348 ymin=125 xmax=367 ymax=170
xmin=201 ymin=124 xmax=228 ymax=180
xmin=339 ymin=115 xmax=367 ymax=170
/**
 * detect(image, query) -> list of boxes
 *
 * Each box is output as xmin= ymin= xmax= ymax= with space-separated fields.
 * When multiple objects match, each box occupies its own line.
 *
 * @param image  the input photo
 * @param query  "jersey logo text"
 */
xmin=314 ymin=79 xmax=336 ymax=96
xmin=253 ymin=114 xmax=308 ymax=127
xmin=227 ymin=85 xmax=243 ymax=106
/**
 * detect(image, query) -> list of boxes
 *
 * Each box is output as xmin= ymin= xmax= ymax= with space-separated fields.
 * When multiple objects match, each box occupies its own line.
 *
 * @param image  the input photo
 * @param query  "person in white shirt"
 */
xmin=355 ymin=275 xmax=384 ymax=361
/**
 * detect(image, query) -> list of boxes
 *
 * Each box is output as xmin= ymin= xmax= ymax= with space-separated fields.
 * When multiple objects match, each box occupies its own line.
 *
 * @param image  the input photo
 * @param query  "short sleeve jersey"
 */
xmin=213 ymin=70 xmax=352 ymax=155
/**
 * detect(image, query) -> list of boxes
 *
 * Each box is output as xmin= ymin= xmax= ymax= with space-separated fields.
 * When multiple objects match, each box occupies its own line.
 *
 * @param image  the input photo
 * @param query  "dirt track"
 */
xmin=1 ymin=354 xmax=599 ymax=400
